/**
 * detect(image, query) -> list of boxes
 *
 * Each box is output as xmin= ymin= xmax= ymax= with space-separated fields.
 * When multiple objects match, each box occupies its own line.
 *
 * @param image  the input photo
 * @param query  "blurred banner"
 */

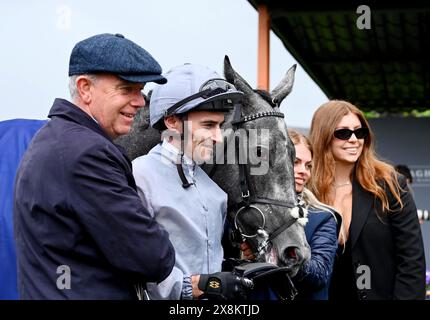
xmin=0 ymin=119 xmax=47 ymax=299
xmin=369 ymin=117 xmax=430 ymax=267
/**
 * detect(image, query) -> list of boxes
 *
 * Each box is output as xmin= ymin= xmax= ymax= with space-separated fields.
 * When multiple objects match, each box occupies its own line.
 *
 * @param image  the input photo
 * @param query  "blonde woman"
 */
xmin=288 ymin=129 xmax=341 ymax=300
xmin=309 ymin=100 xmax=425 ymax=300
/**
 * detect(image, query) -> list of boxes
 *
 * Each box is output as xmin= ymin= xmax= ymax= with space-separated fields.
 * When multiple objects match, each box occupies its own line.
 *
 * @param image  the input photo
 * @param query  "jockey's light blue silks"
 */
xmin=133 ymin=140 xmax=227 ymax=299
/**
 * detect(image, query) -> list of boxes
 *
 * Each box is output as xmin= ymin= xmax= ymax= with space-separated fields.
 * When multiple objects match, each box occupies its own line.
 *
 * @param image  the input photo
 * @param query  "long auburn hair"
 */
xmin=308 ymin=100 xmax=402 ymax=212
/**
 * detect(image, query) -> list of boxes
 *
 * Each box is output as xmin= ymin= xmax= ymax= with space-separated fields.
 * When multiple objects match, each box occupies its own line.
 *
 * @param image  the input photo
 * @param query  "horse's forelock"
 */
xmin=253 ymin=89 xmax=277 ymax=108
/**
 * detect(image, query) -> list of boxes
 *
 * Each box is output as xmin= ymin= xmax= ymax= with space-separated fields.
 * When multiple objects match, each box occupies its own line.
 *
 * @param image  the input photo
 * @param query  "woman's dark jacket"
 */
xmin=330 ymin=176 xmax=426 ymax=300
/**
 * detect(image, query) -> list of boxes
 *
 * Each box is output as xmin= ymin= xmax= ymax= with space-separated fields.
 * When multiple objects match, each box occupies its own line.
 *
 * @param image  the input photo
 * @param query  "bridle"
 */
xmin=225 ymin=100 xmax=305 ymax=259
xmin=217 ymin=99 xmax=304 ymax=301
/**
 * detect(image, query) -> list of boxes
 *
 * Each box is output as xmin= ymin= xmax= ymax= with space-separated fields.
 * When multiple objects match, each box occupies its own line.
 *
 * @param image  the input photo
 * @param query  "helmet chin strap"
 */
xmin=176 ymin=115 xmax=194 ymax=188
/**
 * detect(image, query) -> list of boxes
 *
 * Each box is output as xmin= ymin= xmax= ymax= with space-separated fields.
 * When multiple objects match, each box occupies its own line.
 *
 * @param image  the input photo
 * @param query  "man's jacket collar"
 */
xmin=48 ymin=98 xmax=113 ymax=143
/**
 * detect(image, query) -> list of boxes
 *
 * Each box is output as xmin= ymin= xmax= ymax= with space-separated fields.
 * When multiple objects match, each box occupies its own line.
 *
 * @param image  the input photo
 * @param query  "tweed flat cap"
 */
xmin=69 ymin=33 xmax=167 ymax=84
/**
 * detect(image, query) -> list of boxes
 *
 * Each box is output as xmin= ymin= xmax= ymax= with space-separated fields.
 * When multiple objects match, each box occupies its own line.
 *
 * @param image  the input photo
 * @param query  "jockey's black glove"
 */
xmin=198 ymin=272 xmax=253 ymax=300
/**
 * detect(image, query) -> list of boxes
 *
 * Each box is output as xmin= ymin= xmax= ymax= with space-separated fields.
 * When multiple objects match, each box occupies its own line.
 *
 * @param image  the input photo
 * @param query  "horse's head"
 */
xmin=210 ymin=56 xmax=310 ymax=276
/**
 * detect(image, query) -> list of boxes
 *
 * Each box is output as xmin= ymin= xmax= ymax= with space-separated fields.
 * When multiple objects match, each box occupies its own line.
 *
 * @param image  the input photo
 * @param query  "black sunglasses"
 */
xmin=333 ymin=127 xmax=369 ymax=140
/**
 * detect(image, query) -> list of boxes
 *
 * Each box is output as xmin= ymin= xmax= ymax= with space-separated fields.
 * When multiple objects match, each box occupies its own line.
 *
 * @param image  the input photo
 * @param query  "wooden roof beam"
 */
xmin=257 ymin=4 xmax=270 ymax=90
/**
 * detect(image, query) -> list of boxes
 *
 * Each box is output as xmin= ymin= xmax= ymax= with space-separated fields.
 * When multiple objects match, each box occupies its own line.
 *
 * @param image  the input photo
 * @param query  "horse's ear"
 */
xmin=224 ymin=55 xmax=254 ymax=96
xmin=270 ymin=64 xmax=296 ymax=106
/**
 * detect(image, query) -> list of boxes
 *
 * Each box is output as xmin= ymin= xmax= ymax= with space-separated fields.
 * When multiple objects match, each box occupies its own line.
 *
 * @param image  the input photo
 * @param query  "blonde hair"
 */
xmin=288 ymin=128 xmax=313 ymax=156
xmin=308 ymin=100 xmax=403 ymax=212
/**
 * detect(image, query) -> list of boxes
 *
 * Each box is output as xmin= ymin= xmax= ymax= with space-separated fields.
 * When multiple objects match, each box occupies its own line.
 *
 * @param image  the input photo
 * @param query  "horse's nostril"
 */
xmin=287 ymin=247 xmax=297 ymax=259
xmin=283 ymin=247 xmax=302 ymax=265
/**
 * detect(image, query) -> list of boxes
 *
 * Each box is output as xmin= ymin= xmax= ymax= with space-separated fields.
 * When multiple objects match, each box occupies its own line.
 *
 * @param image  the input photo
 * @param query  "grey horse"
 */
xmin=115 ymin=56 xmax=310 ymax=277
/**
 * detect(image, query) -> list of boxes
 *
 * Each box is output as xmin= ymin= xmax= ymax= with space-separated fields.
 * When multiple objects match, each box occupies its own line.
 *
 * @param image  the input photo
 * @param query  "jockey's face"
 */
xmin=184 ymin=110 xmax=224 ymax=164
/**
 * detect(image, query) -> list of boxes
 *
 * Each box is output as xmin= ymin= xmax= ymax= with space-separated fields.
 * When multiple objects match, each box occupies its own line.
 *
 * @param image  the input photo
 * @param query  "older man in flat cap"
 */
xmin=13 ymin=33 xmax=175 ymax=299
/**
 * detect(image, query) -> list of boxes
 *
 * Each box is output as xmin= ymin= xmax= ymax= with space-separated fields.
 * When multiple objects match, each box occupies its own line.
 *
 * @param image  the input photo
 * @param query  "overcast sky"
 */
xmin=0 ymin=0 xmax=328 ymax=128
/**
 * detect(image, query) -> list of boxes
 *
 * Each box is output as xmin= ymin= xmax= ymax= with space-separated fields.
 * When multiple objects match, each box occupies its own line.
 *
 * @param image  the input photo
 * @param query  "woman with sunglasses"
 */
xmin=309 ymin=100 xmax=426 ymax=300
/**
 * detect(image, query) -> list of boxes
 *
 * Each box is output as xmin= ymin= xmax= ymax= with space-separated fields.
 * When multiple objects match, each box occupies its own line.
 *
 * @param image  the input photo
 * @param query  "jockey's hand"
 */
xmin=197 ymin=272 xmax=253 ymax=300
xmin=240 ymin=242 xmax=256 ymax=260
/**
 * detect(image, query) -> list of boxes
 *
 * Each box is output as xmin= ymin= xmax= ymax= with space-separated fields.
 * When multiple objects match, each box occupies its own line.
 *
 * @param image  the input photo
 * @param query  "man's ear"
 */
xmin=164 ymin=115 xmax=183 ymax=133
xmin=75 ymin=76 xmax=93 ymax=104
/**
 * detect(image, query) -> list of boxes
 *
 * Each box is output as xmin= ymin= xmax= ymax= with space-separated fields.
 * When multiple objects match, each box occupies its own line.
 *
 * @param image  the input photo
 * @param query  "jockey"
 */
xmin=132 ymin=63 xmax=251 ymax=300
